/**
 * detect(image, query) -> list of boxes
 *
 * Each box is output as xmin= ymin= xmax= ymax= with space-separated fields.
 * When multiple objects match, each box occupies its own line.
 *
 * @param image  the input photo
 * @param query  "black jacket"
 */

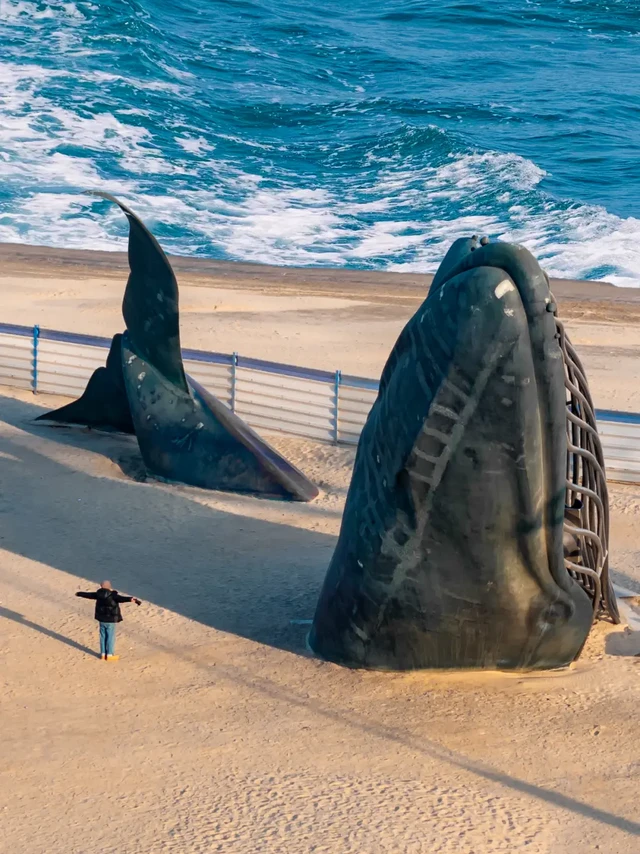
xmin=76 ymin=588 xmax=133 ymax=623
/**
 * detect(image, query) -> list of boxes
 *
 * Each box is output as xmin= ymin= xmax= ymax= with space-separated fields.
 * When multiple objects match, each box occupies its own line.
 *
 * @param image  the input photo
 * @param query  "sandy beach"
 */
xmin=2 ymin=242 xmax=640 ymax=411
xmin=1 ymin=246 xmax=640 ymax=854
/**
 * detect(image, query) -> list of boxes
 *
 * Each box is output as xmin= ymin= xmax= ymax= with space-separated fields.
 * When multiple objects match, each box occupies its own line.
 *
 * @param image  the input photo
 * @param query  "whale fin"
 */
xmin=35 ymin=333 xmax=134 ymax=433
xmin=37 ymin=195 xmax=319 ymax=502
xmin=91 ymin=191 xmax=188 ymax=393
xmin=120 ymin=334 xmax=319 ymax=500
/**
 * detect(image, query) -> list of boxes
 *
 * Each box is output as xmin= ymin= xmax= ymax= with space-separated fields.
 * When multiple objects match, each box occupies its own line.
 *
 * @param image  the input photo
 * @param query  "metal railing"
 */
xmin=0 ymin=323 xmax=377 ymax=446
xmin=1 ymin=322 xmax=640 ymax=484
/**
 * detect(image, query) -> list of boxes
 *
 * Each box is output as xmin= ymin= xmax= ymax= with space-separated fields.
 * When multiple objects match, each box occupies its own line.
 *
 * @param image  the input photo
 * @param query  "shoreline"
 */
xmin=2 ymin=239 xmax=640 ymax=411
xmin=1 ymin=240 xmax=638 ymax=311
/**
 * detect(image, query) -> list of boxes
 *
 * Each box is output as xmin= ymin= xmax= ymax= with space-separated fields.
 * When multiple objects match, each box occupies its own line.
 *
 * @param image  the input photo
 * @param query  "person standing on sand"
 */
xmin=75 ymin=580 xmax=141 ymax=661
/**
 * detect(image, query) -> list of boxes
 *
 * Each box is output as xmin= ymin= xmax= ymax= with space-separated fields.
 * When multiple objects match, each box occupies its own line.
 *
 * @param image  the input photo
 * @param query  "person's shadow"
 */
xmin=0 ymin=606 xmax=99 ymax=658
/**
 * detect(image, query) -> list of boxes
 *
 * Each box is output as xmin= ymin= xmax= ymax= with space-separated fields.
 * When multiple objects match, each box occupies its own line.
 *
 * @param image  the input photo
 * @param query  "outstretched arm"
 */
xmin=75 ymin=591 xmax=98 ymax=600
xmin=115 ymin=595 xmax=142 ymax=605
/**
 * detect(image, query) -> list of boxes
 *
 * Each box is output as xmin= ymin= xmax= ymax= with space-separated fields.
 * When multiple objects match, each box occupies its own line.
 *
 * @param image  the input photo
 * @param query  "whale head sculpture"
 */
xmin=310 ymin=237 xmax=616 ymax=671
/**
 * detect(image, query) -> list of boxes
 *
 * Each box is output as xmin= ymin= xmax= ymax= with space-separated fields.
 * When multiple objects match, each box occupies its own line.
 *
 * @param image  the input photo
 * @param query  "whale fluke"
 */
xmin=37 ymin=196 xmax=318 ymax=502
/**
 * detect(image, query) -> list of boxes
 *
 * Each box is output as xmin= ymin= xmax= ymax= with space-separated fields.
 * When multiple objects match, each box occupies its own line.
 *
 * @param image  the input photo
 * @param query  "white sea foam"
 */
xmin=434 ymin=152 xmax=547 ymax=193
xmin=0 ymin=52 xmax=637 ymax=285
xmin=1 ymin=0 xmax=86 ymax=22
xmin=2 ymin=1 xmax=55 ymax=21
xmin=387 ymin=205 xmax=640 ymax=288
xmin=118 ymin=153 xmax=193 ymax=177
xmin=348 ymin=221 xmax=429 ymax=260
xmin=5 ymin=151 xmax=640 ymax=287
xmin=156 ymin=60 xmax=195 ymax=82
xmin=0 ymin=61 xmax=151 ymax=196
xmin=213 ymin=133 xmax=275 ymax=151
xmin=194 ymin=187 xmax=347 ymax=265
xmin=175 ymin=136 xmax=213 ymax=155
xmin=0 ymin=192 xmax=124 ymax=250
xmin=502 ymin=205 xmax=640 ymax=287
xmin=83 ymin=69 xmax=183 ymax=94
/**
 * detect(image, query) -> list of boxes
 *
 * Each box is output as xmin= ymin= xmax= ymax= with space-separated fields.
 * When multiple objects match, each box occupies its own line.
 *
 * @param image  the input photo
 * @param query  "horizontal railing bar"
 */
xmin=4 ymin=320 xmax=640 ymax=468
xmin=0 ymin=322 xmax=36 ymax=337
xmin=237 ymin=403 xmax=334 ymax=431
xmin=182 ymin=348 xmax=234 ymax=366
xmin=596 ymin=409 xmax=640 ymax=426
xmin=238 ymin=354 xmax=335 ymax=383
xmin=340 ymin=374 xmax=379 ymax=390
xmin=236 ymin=390 xmax=335 ymax=417
xmin=236 ymin=375 xmax=335 ymax=397
xmin=39 ymin=328 xmax=113 ymax=348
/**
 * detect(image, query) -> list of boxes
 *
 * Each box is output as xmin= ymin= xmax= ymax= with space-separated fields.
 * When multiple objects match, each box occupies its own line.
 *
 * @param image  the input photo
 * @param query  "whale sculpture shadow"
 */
xmin=310 ymin=237 xmax=617 ymax=671
xmin=36 ymin=194 xmax=318 ymax=502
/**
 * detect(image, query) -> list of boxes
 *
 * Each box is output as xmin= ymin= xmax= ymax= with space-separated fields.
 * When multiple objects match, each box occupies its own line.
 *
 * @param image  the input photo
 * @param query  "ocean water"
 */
xmin=1 ymin=0 xmax=639 ymax=285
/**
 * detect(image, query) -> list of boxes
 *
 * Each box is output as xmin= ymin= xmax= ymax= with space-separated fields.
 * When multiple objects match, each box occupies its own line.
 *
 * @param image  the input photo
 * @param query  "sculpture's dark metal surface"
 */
xmin=557 ymin=315 xmax=618 ymax=623
xmin=37 ymin=195 xmax=318 ymax=502
xmin=310 ymin=237 xmax=615 ymax=671
xmin=43 ymin=332 xmax=134 ymax=434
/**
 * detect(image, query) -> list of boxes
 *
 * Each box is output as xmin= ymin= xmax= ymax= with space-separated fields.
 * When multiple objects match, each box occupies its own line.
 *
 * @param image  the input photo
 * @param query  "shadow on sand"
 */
xmin=0 ymin=605 xmax=99 ymax=657
xmin=2 ymin=391 xmax=640 ymax=840
xmin=0 ymin=392 xmax=335 ymax=655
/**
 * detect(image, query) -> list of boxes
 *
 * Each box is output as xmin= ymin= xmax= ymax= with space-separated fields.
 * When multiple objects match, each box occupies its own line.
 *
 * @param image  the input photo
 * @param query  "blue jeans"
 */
xmin=99 ymin=622 xmax=116 ymax=656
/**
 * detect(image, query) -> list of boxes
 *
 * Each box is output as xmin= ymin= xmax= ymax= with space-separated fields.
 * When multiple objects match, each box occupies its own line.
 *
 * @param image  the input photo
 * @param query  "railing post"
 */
xmin=231 ymin=352 xmax=238 ymax=413
xmin=32 ymin=324 xmax=40 ymax=393
xmin=333 ymin=369 xmax=341 ymax=444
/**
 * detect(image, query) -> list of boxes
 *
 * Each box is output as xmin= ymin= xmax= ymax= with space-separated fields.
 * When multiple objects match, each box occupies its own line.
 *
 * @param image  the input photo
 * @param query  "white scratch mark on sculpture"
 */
xmin=137 ymin=372 xmax=146 ymax=381
xmin=409 ymin=470 xmax=434 ymax=485
xmin=494 ymin=280 xmax=515 ymax=299
xmin=352 ymin=624 xmax=369 ymax=642
xmin=413 ymin=448 xmax=439 ymax=464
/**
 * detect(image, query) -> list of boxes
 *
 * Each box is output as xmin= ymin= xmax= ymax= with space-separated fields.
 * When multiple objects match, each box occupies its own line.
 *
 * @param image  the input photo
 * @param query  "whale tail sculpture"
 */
xmin=37 ymin=194 xmax=318 ymax=502
xmin=310 ymin=236 xmax=617 ymax=671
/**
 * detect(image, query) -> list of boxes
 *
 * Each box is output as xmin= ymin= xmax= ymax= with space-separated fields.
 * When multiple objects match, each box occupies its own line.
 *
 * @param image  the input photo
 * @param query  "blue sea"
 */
xmin=1 ymin=0 xmax=639 ymax=284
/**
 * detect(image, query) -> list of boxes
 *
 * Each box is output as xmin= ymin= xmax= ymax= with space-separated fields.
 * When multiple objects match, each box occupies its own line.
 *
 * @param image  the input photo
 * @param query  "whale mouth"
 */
xmin=310 ymin=236 xmax=617 ymax=672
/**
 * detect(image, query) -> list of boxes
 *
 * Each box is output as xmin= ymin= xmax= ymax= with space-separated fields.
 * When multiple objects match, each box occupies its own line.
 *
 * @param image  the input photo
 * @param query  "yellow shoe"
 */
xmin=106 ymin=654 xmax=120 ymax=661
